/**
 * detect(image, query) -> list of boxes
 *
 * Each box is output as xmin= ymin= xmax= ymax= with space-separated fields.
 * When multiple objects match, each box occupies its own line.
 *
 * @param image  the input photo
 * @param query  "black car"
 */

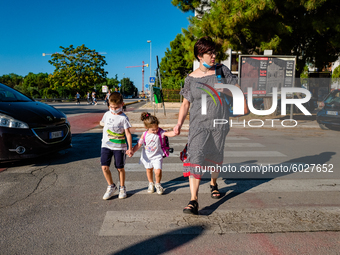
xmin=317 ymin=89 xmax=340 ymax=130
xmin=0 ymin=83 xmax=71 ymax=161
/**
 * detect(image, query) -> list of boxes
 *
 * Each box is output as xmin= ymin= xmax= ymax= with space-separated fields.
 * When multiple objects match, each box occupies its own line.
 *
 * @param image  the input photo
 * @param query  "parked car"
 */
xmin=0 ymin=83 xmax=72 ymax=161
xmin=316 ymin=89 xmax=340 ymax=130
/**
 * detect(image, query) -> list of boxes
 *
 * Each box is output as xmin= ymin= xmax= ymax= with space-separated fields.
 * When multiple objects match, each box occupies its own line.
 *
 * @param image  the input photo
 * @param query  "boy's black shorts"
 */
xmin=101 ymin=148 xmax=126 ymax=168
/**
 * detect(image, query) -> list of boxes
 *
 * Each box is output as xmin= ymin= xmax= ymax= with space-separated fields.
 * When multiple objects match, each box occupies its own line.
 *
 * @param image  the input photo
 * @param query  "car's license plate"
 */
xmin=49 ymin=131 xmax=63 ymax=139
xmin=326 ymin=111 xmax=338 ymax=116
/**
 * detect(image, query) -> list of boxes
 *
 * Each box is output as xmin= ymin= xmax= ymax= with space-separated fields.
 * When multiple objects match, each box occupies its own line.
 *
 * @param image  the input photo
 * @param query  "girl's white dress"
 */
xmin=138 ymin=130 xmax=165 ymax=169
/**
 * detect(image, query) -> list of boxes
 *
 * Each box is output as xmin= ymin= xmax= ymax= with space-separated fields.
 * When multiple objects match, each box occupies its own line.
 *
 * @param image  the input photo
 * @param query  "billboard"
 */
xmin=238 ymin=55 xmax=296 ymax=94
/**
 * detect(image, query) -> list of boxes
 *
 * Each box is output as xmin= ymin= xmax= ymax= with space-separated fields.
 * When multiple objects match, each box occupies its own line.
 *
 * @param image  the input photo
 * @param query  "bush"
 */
xmin=332 ymin=66 xmax=340 ymax=79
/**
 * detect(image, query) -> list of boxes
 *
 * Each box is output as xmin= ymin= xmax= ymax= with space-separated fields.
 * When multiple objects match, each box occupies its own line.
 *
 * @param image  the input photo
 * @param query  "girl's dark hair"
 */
xmin=141 ymin=112 xmax=159 ymax=128
xmin=194 ymin=36 xmax=216 ymax=61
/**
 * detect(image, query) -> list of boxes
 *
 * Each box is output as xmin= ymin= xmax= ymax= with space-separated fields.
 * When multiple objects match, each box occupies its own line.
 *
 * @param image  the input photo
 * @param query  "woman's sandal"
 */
xmin=183 ymin=200 xmax=199 ymax=215
xmin=210 ymin=184 xmax=221 ymax=199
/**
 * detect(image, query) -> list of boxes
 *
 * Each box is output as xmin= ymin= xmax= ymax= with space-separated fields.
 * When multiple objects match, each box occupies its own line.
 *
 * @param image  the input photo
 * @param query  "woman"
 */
xmin=174 ymin=36 xmax=237 ymax=215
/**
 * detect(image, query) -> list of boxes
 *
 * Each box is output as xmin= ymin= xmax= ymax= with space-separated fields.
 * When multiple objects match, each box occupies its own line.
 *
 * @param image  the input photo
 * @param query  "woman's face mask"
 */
xmin=203 ymin=62 xmax=212 ymax=68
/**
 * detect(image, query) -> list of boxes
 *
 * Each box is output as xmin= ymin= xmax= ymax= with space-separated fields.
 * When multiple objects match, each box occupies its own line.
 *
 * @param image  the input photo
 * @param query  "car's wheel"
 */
xmin=319 ymin=123 xmax=329 ymax=130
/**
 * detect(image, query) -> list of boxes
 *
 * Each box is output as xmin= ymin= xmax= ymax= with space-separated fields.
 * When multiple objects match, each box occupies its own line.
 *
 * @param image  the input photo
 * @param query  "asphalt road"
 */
xmin=0 ymin=101 xmax=339 ymax=255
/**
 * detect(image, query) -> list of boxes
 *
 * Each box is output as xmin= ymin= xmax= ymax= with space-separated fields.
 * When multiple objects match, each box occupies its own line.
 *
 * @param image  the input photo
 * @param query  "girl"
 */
xmin=132 ymin=112 xmax=176 ymax=194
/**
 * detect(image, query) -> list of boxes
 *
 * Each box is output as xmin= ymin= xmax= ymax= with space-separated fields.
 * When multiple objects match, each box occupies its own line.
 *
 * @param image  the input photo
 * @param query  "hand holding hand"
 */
xmin=126 ymin=149 xmax=133 ymax=157
xmin=173 ymin=124 xmax=181 ymax=135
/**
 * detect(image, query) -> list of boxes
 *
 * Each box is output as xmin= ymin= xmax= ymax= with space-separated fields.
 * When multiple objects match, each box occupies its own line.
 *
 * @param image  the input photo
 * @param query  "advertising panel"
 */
xmin=239 ymin=55 xmax=296 ymax=94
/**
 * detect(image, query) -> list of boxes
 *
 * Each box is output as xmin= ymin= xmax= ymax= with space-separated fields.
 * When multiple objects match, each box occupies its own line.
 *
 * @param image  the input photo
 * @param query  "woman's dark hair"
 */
xmin=141 ymin=112 xmax=159 ymax=128
xmin=194 ymin=36 xmax=216 ymax=61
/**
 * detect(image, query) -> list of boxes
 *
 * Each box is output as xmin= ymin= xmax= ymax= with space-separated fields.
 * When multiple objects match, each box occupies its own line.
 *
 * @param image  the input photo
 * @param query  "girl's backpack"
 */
xmin=143 ymin=128 xmax=173 ymax=158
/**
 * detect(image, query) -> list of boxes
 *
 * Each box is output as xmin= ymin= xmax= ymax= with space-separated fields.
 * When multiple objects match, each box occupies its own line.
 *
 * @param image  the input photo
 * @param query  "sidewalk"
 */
xmin=125 ymin=101 xmax=321 ymax=130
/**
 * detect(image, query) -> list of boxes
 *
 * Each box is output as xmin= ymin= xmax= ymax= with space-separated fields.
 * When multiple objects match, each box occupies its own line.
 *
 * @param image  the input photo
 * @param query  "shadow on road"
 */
xmin=197 ymin=151 xmax=336 ymax=215
xmin=111 ymin=226 xmax=204 ymax=255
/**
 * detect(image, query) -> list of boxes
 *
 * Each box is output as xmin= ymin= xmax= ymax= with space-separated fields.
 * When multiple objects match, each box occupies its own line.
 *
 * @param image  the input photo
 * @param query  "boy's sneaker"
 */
xmin=119 ymin=186 xmax=127 ymax=199
xmin=147 ymin=182 xmax=155 ymax=193
xmin=103 ymin=184 xmax=118 ymax=200
xmin=155 ymin=183 xmax=164 ymax=195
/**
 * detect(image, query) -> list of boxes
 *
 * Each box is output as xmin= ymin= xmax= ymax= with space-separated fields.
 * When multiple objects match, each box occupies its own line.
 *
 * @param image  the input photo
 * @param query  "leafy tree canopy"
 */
xmin=48 ymin=44 xmax=108 ymax=95
xmin=179 ymin=0 xmax=340 ymax=75
xmin=120 ymin=77 xmax=137 ymax=96
xmin=171 ymin=0 xmax=202 ymax=12
xmin=0 ymin=73 xmax=23 ymax=88
xmin=332 ymin=66 xmax=340 ymax=79
xmin=159 ymin=34 xmax=193 ymax=89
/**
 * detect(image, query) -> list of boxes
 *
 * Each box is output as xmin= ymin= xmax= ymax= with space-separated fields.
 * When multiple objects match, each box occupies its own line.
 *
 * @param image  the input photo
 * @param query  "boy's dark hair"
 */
xmin=109 ymin=92 xmax=123 ymax=105
xmin=141 ymin=112 xmax=159 ymax=128
xmin=194 ymin=36 xmax=216 ymax=61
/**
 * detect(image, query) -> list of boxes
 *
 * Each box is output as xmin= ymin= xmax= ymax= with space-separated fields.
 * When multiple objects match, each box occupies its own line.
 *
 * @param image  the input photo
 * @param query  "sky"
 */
xmin=0 ymin=0 xmax=192 ymax=92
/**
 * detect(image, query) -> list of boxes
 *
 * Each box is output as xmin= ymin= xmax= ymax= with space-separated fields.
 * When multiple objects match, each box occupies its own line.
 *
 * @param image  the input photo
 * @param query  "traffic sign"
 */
xmin=118 ymin=83 xmax=121 ymax=87
xmin=149 ymin=77 xmax=155 ymax=84
xmin=145 ymin=84 xmax=149 ymax=89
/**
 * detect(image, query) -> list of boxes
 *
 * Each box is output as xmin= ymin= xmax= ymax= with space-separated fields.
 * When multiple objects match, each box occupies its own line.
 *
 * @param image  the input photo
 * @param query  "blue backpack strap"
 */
xmin=215 ymin=64 xmax=223 ymax=83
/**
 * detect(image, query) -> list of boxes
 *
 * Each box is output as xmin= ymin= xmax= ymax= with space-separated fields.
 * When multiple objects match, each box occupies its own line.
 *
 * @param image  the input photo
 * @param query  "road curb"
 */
xmin=125 ymin=100 xmax=142 ymax=106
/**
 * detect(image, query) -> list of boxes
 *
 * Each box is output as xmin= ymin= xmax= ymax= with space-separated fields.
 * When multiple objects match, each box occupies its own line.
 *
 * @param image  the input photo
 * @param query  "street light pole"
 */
xmin=147 ymin=40 xmax=152 ymax=79
xmin=122 ymin=73 xmax=125 ymax=97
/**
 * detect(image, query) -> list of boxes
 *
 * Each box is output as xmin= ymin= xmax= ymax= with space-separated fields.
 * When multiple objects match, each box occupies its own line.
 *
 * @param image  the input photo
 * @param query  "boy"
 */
xmin=100 ymin=92 xmax=133 ymax=200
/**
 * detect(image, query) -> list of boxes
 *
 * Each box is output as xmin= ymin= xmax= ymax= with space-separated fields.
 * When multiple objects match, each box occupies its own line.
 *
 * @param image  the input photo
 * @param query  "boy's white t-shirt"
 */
xmin=138 ymin=130 xmax=165 ymax=162
xmin=101 ymin=111 xmax=131 ymax=150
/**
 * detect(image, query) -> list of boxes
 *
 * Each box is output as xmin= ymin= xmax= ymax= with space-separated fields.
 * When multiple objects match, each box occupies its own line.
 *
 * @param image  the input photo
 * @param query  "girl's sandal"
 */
xmin=183 ymin=200 xmax=199 ymax=215
xmin=210 ymin=184 xmax=221 ymax=199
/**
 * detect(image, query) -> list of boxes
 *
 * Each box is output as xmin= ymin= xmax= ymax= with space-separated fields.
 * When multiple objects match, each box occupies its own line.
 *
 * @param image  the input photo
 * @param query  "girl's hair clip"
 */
xmin=146 ymin=114 xmax=149 ymax=117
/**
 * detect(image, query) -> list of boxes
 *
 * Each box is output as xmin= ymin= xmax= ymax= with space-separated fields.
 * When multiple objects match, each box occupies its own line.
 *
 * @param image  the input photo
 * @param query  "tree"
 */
xmin=0 ymin=73 xmax=23 ymax=88
xmin=19 ymin=73 xmax=50 ymax=98
xmin=171 ymin=0 xmax=203 ymax=13
xmin=48 ymin=44 xmax=108 ymax=96
xmin=332 ymin=66 xmax=340 ymax=79
xmin=120 ymin=77 xmax=137 ymax=96
xmin=177 ymin=0 xmax=340 ymax=76
xmin=159 ymin=34 xmax=193 ymax=89
xmin=97 ymin=75 xmax=120 ymax=95
xmin=106 ymin=75 xmax=120 ymax=90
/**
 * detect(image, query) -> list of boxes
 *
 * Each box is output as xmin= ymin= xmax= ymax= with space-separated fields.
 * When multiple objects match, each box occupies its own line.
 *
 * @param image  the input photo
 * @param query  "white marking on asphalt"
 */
xmin=131 ymin=151 xmax=286 ymax=158
xmin=112 ymin=179 xmax=340 ymax=196
xmin=132 ymin=133 xmax=250 ymax=141
xmin=126 ymin=163 xmax=183 ymax=171
xmin=167 ymin=143 xmax=264 ymax=148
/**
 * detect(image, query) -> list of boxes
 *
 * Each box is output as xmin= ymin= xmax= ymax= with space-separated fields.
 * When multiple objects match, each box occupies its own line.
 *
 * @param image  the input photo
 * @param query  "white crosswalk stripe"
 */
xmin=133 ymin=133 xmax=250 ymax=141
xmin=168 ymin=142 xmax=264 ymax=148
xmin=132 ymin=150 xmax=286 ymax=157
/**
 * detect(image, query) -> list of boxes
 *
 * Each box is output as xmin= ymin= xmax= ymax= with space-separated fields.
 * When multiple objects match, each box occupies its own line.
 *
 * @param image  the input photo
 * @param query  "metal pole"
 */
xmin=142 ymin=61 xmax=145 ymax=93
xmin=147 ymin=40 xmax=152 ymax=78
xmin=157 ymin=56 xmax=166 ymax=116
xmin=180 ymin=82 xmax=183 ymax=103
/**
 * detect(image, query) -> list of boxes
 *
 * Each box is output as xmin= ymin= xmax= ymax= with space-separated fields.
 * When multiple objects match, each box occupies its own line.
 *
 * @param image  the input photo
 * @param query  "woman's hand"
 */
xmin=173 ymin=123 xmax=182 ymax=135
